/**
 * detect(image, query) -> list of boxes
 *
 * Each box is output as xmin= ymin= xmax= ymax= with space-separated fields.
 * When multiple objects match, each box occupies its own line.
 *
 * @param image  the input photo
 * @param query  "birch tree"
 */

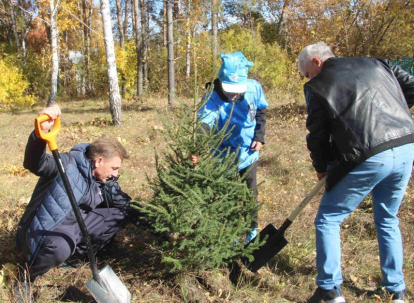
xmin=100 ymin=0 xmax=123 ymax=126
xmin=47 ymin=0 xmax=59 ymax=106
xmin=9 ymin=0 xmax=22 ymax=55
xmin=185 ymin=0 xmax=191 ymax=79
xmin=211 ymin=0 xmax=218 ymax=70
xmin=166 ymin=0 xmax=175 ymax=106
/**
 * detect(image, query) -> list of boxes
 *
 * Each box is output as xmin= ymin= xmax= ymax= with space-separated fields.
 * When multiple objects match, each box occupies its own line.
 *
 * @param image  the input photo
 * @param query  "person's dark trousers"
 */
xmin=29 ymin=207 xmax=127 ymax=279
xmin=239 ymin=161 xmax=258 ymax=229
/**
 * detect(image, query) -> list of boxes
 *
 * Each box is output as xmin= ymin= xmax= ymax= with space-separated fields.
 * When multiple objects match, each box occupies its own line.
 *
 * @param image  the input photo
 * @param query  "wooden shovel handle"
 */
xmin=287 ymin=176 xmax=326 ymax=222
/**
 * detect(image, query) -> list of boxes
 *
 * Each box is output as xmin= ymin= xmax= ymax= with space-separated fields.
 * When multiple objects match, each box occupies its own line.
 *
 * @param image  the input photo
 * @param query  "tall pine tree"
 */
xmin=136 ymin=91 xmax=261 ymax=272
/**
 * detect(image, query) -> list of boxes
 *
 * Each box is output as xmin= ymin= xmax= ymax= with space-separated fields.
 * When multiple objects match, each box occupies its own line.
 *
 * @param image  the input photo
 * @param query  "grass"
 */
xmin=0 ymin=95 xmax=413 ymax=302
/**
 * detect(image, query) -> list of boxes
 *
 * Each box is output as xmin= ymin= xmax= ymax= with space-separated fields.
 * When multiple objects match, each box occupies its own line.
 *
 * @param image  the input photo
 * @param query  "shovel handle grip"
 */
xmin=34 ymin=115 xmax=61 ymax=151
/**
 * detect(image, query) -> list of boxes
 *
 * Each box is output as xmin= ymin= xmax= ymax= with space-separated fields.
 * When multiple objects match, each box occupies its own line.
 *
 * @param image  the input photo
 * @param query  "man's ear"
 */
xmin=94 ymin=157 xmax=104 ymax=168
xmin=312 ymin=57 xmax=323 ymax=67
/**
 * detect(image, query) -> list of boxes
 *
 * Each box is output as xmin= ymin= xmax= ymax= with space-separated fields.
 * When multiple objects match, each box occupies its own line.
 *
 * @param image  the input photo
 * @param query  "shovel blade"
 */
xmin=86 ymin=265 xmax=131 ymax=303
xmin=242 ymin=224 xmax=288 ymax=273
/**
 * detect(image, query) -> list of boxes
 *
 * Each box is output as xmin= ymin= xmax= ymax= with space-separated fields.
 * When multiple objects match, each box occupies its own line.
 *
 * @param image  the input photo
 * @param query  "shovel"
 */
xmin=242 ymin=176 xmax=327 ymax=273
xmin=35 ymin=114 xmax=131 ymax=303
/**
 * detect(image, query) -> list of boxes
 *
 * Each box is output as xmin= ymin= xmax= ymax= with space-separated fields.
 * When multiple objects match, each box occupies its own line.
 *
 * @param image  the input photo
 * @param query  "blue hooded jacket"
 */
xmin=199 ymin=78 xmax=268 ymax=170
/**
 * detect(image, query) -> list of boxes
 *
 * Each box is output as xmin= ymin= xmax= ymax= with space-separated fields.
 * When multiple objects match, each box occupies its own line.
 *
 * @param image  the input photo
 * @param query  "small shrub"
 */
xmin=0 ymin=58 xmax=35 ymax=109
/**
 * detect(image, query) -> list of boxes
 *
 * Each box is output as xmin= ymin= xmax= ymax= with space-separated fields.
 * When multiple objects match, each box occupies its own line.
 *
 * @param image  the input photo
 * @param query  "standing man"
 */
xmin=298 ymin=42 xmax=414 ymax=303
xmin=197 ymin=51 xmax=268 ymax=243
xmin=15 ymin=104 xmax=145 ymax=297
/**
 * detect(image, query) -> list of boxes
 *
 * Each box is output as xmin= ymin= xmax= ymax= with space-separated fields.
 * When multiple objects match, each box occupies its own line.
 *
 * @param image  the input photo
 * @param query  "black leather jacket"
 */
xmin=304 ymin=57 xmax=414 ymax=191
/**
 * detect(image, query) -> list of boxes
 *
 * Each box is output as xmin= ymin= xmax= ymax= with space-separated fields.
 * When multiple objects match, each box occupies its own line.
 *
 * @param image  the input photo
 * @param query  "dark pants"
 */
xmin=239 ymin=161 xmax=258 ymax=229
xmin=29 ymin=207 xmax=127 ymax=278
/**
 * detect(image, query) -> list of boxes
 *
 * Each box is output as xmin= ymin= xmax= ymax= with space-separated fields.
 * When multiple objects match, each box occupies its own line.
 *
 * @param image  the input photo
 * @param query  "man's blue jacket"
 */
xmin=16 ymin=132 xmax=130 ymax=265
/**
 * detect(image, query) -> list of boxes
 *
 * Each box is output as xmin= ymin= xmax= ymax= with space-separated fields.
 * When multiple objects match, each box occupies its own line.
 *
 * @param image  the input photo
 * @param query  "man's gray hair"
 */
xmin=298 ymin=42 xmax=335 ymax=74
xmin=87 ymin=136 xmax=129 ymax=161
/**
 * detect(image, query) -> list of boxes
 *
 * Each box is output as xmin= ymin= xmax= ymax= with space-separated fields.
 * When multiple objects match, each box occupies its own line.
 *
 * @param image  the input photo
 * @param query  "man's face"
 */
xmin=223 ymin=91 xmax=239 ymax=100
xmin=301 ymin=57 xmax=323 ymax=80
xmin=93 ymin=156 xmax=122 ymax=182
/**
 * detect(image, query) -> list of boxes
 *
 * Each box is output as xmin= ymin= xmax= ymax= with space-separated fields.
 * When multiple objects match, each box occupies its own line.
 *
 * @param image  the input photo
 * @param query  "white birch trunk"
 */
xmin=100 ymin=0 xmax=123 ymax=126
xmin=9 ymin=1 xmax=22 ymax=55
xmin=185 ymin=0 xmax=191 ymax=79
xmin=47 ymin=0 xmax=59 ymax=106
xmin=166 ymin=0 xmax=175 ymax=106
xmin=211 ymin=0 xmax=218 ymax=71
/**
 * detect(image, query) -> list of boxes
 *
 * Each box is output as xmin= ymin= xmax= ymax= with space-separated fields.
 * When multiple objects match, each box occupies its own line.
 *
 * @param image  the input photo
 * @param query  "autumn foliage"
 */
xmin=0 ymin=0 xmax=413 ymax=107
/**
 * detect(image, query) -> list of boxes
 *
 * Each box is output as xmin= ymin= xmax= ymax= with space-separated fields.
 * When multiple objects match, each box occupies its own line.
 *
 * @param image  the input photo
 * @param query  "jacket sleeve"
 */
xmin=23 ymin=131 xmax=58 ymax=179
xmin=111 ymin=182 xmax=131 ymax=211
xmin=392 ymin=65 xmax=414 ymax=108
xmin=253 ymin=108 xmax=266 ymax=144
xmin=382 ymin=59 xmax=414 ymax=108
xmin=305 ymin=88 xmax=332 ymax=173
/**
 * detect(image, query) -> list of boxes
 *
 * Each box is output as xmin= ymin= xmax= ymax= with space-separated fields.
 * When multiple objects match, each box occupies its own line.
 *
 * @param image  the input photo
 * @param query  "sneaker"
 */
xmin=245 ymin=228 xmax=258 ymax=244
xmin=308 ymin=285 xmax=346 ymax=303
xmin=58 ymin=254 xmax=87 ymax=269
xmin=390 ymin=290 xmax=405 ymax=303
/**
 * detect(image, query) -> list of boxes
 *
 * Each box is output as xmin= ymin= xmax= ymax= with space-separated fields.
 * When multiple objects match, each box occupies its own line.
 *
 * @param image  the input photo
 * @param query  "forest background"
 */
xmin=1 ymin=0 xmax=414 ymax=302
xmin=1 ymin=0 xmax=413 ymax=112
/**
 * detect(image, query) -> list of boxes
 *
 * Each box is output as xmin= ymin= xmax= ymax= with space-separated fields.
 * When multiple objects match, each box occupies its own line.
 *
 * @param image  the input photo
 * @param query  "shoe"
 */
xmin=308 ymin=285 xmax=346 ymax=303
xmin=245 ymin=228 xmax=258 ymax=244
xmin=390 ymin=290 xmax=405 ymax=303
xmin=58 ymin=254 xmax=87 ymax=269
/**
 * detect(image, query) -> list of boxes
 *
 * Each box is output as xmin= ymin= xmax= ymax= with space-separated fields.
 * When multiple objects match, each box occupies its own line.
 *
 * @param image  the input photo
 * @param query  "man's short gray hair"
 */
xmin=87 ymin=136 xmax=129 ymax=161
xmin=298 ymin=42 xmax=335 ymax=74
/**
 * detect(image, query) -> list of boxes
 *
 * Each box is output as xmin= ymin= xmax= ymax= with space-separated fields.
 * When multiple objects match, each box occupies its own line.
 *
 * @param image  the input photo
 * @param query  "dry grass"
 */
xmin=0 ymin=95 xmax=413 ymax=303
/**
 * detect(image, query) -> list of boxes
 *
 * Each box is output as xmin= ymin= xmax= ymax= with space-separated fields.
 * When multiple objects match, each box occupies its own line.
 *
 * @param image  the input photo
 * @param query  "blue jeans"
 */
xmin=315 ymin=144 xmax=414 ymax=292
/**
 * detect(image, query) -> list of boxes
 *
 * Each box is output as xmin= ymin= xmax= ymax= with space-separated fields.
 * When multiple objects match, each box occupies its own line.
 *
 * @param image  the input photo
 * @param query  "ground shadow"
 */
xmin=59 ymin=285 xmax=94 ymax=302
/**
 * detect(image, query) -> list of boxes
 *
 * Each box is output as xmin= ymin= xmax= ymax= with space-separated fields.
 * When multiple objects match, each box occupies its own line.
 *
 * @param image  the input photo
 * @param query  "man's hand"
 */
xmin=250 ymin=141 xmax=263 ymax=151
xmin=316 ymin=172 xmax=326 ymax=180
xmin=189 ymin=155 xmax=199 ymax=164
xmin=167 ymin=234 xmax=186 ymax=243
xmin=38 ymin=104 xmax=61 ymax=133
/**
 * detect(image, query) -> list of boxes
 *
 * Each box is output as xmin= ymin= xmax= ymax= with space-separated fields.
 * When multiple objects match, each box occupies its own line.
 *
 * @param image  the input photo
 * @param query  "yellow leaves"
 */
xmin=349 ymin=274 xmax=358 ymax=283
xmin=0 ymin=263 xmax=17 ymax=287
xmin=0 ymin=59 xmax=35 ymax=109
xmin=2 ymin=165 xmax=29 ymax=177
xmin=117 ymin=137 xmax=127 ymax=145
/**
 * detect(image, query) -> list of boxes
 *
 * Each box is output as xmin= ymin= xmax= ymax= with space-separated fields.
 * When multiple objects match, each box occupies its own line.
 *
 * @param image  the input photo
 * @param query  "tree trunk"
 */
xmin=116 ymin=0 xmax=124 ymax=47
xmin=211 ymin=0 xmax=218 ymax=71
xmin=47 ymin=0 xmax=59 ymax=106
xmin=134 ymin=0 xmax=143 ymax=97
xmin=163 ymin=0 xmax=167 ymax=46
xmin=87 ymin=3 xmax=93 ymax=94
xmin=116 ymin=0 xmax=126 ymax=97
xmin=143 ymin=10 xmax=148 ymax=92
xmin=185 ymin=0 xmax=191 ymax=79
xmin=100 ymin=0 xmax=123 ymax=126
xmin=140 ymin=0 xmax=147 ymax=92
xmin=123 ymin=0 xmax=130 ymax=41
xmin=9 ymin=1 xmax=22 ymax=55
xmin=166 ymin=0 xmax=175 ymax=106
